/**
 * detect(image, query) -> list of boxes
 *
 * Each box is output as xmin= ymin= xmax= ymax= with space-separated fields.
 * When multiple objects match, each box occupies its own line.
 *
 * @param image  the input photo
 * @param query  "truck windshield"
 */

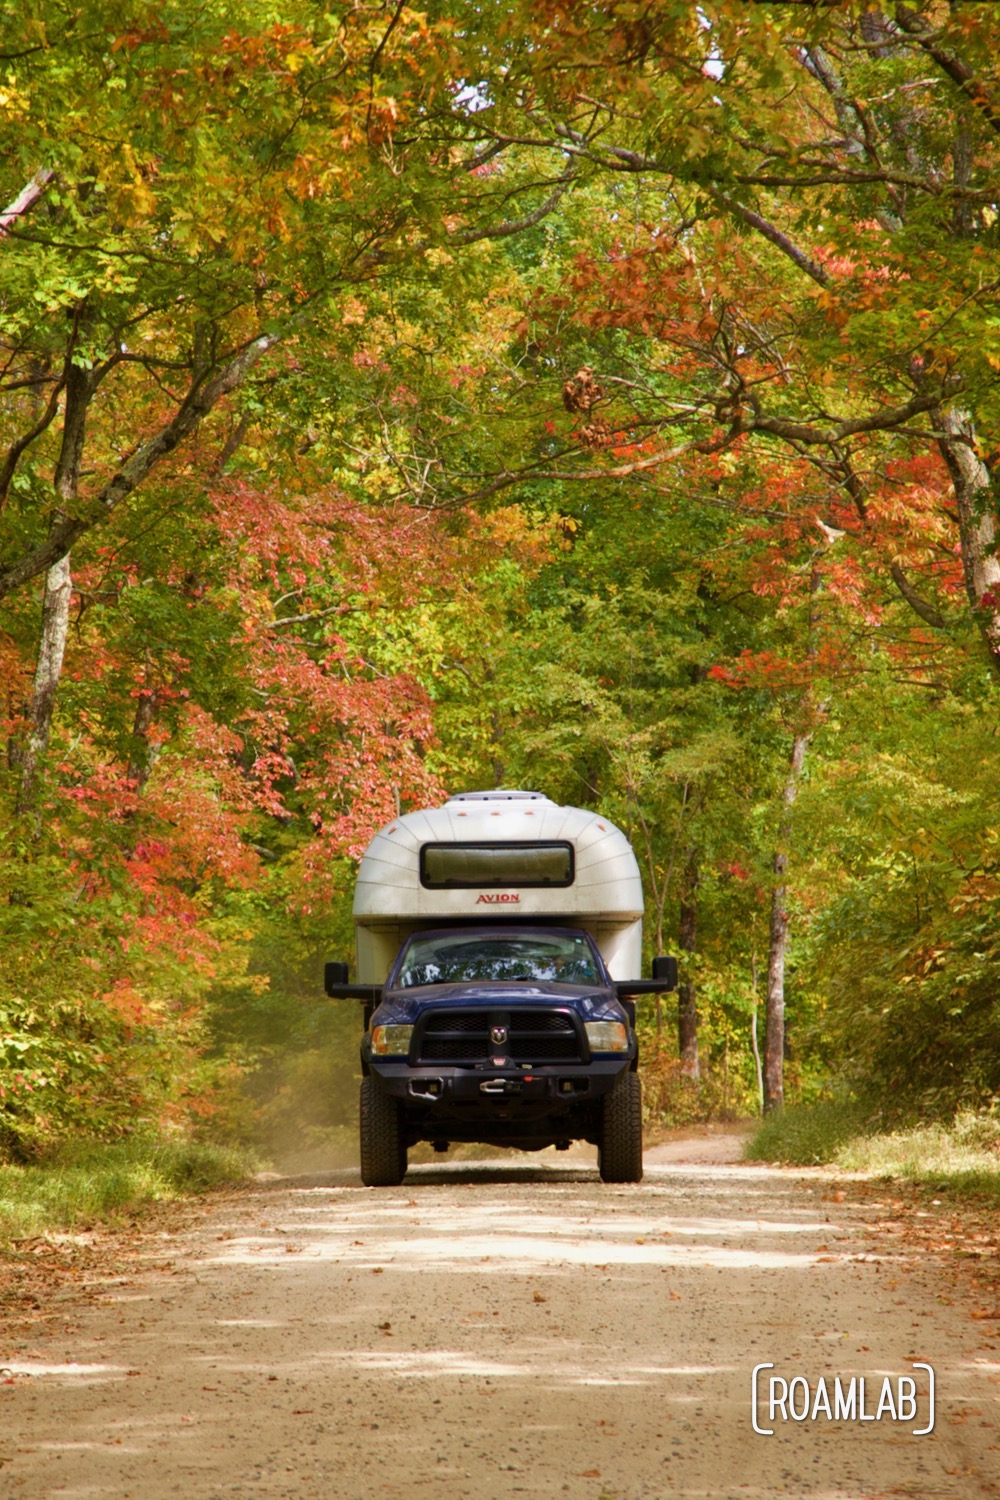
xmin=396 ymin=932 xmax=600 ymax=987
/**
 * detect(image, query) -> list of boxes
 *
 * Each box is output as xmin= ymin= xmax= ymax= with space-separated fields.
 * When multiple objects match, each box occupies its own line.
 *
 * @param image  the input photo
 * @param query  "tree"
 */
xmin=5 ymin=1 xmax=1000 ymax=1155
xmin=445 ymin=2 xmax=1000 ymax=672
xmin=0 ymin=0 xmax=578 ymax=803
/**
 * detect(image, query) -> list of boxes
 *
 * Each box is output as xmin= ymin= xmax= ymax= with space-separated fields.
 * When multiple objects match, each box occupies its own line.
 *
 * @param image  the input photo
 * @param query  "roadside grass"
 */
xmin=744 ymin=1099 xmax=871 ymax=1166
xmin=745 ymin=1104 xmax=1000 ymax=1204
xmin=0 ymin=1138 xmax=254 ymax=1241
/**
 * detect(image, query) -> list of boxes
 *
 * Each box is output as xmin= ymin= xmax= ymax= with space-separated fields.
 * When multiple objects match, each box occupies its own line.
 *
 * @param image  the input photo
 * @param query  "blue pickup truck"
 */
xmin=324 ymin=791 xmax=676 ymax=1185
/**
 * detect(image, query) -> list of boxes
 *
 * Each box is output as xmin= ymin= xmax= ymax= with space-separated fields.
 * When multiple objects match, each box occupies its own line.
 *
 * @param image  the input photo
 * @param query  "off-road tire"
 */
xmin=598 ymin=1070 xmax=643 ymax=1183
xmin=360 ymin=1077 xmax=407 ymax=1187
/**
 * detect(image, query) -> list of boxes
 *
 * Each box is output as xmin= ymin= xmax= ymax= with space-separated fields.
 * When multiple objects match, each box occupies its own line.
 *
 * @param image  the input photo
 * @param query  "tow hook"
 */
xmin=480 ymin=1079 xmax=520 ymax=1094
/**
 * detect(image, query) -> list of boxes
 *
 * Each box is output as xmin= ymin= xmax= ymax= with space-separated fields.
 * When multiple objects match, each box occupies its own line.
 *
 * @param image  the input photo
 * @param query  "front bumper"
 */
xmin=366 ymin=1056 xmax=630 ymax=1106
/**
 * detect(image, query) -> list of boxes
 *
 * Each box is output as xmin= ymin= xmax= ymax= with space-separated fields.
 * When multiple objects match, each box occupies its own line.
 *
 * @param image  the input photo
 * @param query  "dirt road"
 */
xmin=2 ymin=1142 xmax=997 ymax=1499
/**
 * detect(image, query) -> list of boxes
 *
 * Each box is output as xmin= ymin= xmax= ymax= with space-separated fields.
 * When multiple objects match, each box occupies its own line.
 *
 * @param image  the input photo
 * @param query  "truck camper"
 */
xmin=325 ymin=790 xmax=677 ymax=1185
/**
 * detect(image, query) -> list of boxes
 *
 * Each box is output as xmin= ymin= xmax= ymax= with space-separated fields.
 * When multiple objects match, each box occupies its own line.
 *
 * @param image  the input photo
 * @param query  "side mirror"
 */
xmin=652 ymin=955 xmax=678 ymax=990
xmin=325 ymin=961 xmax=349 ymax=995
xmin=324 ymin=962 xmax=383 ymax=1003
xmin=614 ymin=956 xmax=677 ymax=999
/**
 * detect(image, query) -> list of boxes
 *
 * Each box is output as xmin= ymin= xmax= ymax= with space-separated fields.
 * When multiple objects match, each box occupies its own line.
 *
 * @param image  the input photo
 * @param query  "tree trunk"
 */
xmin=14 ymin=333 xmax=92 ymax=815
xmin=0 ymin=330 xmax=280 ymax=603
xmin=764 ymin=730 xmax=809 ymax=1113
xmin=126 ymin=683 xmax=161 ymax=794
xmin=937 ymin=406 xmax=1000 ymax=675
xmin=677 ymin=847 xmax=700 ymax=1079
xmin=750 ymin=947 xmax=764 ymax=1112
xmin=15 ymin=553 xmax=72 ymax=815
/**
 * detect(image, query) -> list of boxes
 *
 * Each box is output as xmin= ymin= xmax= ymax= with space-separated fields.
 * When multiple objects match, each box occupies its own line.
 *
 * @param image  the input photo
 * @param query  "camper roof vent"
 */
xmin=445 ymin=789 xmax=554 ymax=804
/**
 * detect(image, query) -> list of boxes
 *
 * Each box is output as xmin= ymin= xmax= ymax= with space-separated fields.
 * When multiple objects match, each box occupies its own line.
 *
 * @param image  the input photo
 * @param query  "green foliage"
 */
xmin=200 ymin=879 xmax=363 ymax=1160
xmin=745 ymin=1099 xmax=873 ymax=1168
xmin=0 ymin=916 xmax=185 ymax=1158
xmin=790 ymin=672 xmax=1000 ymax=1114
xmin=0 ymin=1136 xmax=252 ymax=1240
xmin=5 ymin=0 xmax=1000 ymax=1162
xmin=747 ymin=1104 xmax=1000 ymax=1205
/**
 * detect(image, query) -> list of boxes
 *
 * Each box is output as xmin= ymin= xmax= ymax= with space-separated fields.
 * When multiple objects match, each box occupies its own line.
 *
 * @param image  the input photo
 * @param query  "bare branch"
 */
xmin=709 ymin=188 xmax=830 ymax=285
xmin=449 ymin=167 xmax=577 ymax=244
xmin=752 ymin=387 xmax=951 ymax=446
xmin=0 ymin=376 xmax=65 ymax=508
xmin=0 ymin=168 xmax=55 ymax=237
xmin=894 ymin=5 xmax=1000 ymax=139
xmin=419 ymin=425 xmax=741 ymax=510
xmin=262 ymin=605 xmax=343 ymax=631
xmin=0 ymin=330 xmax=280 ymax=601
xmin=889 ymin=560 xmax=948 ymax=629
xmin=214 ymin=412 xmax=252 ymax=475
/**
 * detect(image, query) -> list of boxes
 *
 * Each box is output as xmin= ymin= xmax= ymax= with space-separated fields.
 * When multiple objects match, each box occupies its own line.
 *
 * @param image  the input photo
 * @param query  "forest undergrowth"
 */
xmin=747 ymin=1103 xmax=1000 ymax=1205
xmin=0 ymin=1139 xmax=253 ymax=1242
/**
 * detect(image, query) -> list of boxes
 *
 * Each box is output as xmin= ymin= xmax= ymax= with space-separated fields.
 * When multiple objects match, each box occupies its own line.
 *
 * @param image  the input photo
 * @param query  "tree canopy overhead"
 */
xmin=2 ymin=0 xmax=999 ymax=1155
xmin=0 ymin=0 xmax=576 ymax=594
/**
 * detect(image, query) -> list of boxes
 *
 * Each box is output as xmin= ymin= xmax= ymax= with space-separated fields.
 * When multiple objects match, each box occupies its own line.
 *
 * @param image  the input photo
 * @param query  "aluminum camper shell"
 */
xmin=351 ymin=789 xmax=646 ymax=983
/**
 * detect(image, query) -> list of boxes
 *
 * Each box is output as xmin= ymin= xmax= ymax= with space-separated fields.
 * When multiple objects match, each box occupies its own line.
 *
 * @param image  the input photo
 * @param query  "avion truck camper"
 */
xmin=325 ymin=790 xmax=677 ymax=1186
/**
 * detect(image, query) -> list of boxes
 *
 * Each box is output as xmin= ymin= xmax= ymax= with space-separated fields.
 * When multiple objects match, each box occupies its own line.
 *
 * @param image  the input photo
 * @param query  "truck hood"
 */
xmin=373 ymin=982 xmax=623 ymax=1026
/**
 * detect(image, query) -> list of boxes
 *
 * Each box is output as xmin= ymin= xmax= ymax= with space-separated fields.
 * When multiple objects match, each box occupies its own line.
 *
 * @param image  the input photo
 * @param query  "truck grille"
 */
xmin=417 ymin=1009 xmax=584 ymax=1066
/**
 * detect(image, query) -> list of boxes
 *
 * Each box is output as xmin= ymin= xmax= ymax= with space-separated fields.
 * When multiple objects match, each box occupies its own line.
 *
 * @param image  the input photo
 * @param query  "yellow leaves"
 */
xmin=815 ymin=288 xmax=850 ymax=330
xmin=97 ymin=144 xmax=159 ymax=229
xmin=119 ymin=176 xmax=157 ymax=225
xmin=0 ymin=77 xmax=30 ymax=120
xmin=287 ymin=153 xmax=343 ymax=202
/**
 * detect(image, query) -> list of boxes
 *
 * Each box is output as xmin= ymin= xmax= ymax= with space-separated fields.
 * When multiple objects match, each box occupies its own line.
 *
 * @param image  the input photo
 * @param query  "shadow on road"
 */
xmin=254 ymin=1161 xmax=602 ymax=1191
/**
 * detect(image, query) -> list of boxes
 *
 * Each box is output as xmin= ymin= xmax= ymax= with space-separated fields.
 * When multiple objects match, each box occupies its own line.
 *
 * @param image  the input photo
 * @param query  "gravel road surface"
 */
xmin=1 ymin=1141 xmax=997 ymax=1498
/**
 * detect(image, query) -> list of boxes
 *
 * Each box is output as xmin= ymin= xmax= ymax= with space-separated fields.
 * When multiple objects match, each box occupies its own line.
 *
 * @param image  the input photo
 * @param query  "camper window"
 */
xmin=419 ymin=841 xmax=574 ymax=889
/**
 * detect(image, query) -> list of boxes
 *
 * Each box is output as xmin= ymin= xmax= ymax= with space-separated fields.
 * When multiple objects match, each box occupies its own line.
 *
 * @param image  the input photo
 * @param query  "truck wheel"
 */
xmin=598 ymin=1070 xmax=643 ymax=1183
xmin=360 ymin=1077 xmax=407 ymax=1187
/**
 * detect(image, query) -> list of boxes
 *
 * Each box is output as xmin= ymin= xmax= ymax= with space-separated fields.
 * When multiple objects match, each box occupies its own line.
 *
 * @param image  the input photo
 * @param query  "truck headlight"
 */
xmin=371 ymin=1024 xmax=414 ymax=1057
xmin=584 ymin=1020 xmax=629 ymax=1052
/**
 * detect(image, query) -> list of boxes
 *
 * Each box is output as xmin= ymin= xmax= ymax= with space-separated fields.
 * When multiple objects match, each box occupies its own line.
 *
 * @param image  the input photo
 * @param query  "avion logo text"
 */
xmin=476 ymin=893 xmax=520 ymax=904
